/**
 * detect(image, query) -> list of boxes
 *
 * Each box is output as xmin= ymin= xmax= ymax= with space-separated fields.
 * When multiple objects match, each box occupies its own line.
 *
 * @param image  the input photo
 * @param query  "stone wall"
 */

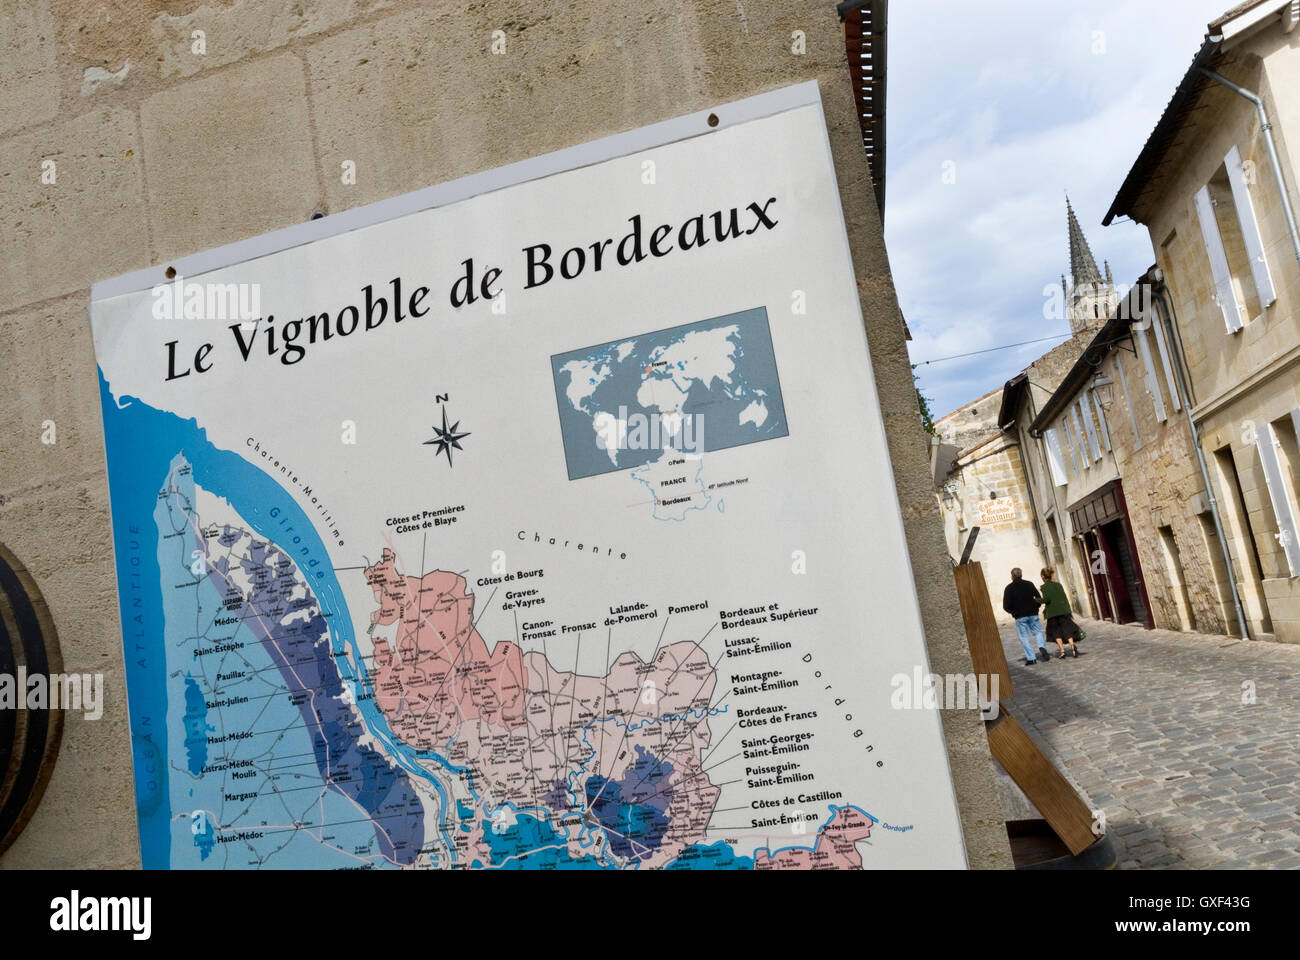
xmin=935 ymin=391 xmax=1047 ymax=623
xmin=1003 ymin=331 xmax=1101 ymax=613
xmin=0 ymin=1 xmax=1012 ymax=868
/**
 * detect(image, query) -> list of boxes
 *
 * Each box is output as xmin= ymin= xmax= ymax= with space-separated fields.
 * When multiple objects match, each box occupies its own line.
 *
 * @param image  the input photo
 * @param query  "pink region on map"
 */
xmin=362 ymin=547 xmax=724 ymax=867
xmin=753 ymin=807 xmax=875 ymax=870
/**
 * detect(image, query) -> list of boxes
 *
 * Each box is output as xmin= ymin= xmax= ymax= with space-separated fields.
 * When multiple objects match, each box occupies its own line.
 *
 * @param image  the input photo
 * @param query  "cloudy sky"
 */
xmin=885 ymin=0 xmax=1237 ymax=417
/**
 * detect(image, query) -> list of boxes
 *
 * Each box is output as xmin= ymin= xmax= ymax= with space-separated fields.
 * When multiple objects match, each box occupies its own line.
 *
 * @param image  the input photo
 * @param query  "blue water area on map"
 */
xmin=664 ymin=841 xmax=755 ymax=870
xmin=550 ymin=307 xmax=789 ymax=481
xmin=480 ymin=815 xmax=607 ymax=870
xmin=181 ymin=675 xmax=209 ymax=776
xmin=99 ymin=370 xmax=450 ymax=868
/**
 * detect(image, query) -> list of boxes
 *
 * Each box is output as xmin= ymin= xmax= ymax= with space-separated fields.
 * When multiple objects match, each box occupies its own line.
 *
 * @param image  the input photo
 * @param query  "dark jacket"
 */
xmin=1002 ymin=579 xmax=1042 ymax=619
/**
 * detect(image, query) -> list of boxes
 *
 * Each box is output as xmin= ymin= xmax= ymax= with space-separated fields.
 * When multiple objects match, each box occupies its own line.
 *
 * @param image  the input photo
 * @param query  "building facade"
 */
xmin=1104 ymin=0 xmax=1300 ymax=642
xmin=1024 ymin=278 xmax=1237 ymax=636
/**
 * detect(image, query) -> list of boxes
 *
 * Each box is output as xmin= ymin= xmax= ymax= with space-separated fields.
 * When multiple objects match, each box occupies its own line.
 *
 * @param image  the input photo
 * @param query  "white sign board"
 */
xmin=90 ymin=82 xmax=967 ymax=870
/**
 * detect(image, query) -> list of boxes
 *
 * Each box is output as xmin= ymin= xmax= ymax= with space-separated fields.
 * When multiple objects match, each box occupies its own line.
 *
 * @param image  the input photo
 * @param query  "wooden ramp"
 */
xmin=954 ymin=561 xmax=1098 ymax=858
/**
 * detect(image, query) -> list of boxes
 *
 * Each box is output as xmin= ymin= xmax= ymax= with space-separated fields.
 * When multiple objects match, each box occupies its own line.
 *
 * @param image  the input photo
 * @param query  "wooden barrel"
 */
xmin=1007 ymin=818 xmax=1119 ymax=870
xmin=0 ymin=543 xmax=64 ymax=855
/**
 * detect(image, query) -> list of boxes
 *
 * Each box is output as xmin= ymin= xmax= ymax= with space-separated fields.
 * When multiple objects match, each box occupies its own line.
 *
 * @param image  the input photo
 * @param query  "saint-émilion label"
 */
xmin=90 ymin=84 xmax=967 ymax=870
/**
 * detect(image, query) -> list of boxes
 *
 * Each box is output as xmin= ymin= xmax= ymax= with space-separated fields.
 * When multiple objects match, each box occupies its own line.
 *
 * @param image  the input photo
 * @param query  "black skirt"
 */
xmin=1045 ymin=614 xmax=1080 ymax=641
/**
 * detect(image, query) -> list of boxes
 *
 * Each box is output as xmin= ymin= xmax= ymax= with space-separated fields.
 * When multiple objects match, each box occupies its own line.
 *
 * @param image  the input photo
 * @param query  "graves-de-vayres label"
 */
xmin=90 ymin=89 xmax=967 ymax=869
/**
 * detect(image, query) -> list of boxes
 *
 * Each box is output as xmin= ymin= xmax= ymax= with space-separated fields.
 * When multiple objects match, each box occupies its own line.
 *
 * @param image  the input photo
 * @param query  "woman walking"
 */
xmin=1040 ymin=567 xmax=1080 ymax=659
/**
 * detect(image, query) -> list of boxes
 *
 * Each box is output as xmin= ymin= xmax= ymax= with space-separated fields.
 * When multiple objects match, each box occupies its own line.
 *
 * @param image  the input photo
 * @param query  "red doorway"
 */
xmin=1069 ymin=481 xmax=1153 ymax=629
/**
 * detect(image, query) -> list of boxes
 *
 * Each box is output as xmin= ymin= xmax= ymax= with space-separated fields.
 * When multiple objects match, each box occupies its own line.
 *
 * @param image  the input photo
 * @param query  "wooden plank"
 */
xmin=986 ymin=707 xmax=1097 ymax=856
xmin=952 ymin=562 xmax=1012 ymax=700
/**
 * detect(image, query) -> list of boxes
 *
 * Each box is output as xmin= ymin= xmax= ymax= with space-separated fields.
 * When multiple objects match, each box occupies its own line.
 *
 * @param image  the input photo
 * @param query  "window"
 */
xmin=1224 ymin=144 xmax=1277 ymax=307
xmin=1066 ymin=411 xmax=1086 ymax=470
xmin=1197 ymin=511 xmax=1238 ymax=635
xmin=1148 ymin=307 xmax=1182 ymax=413
xmin=1077 ymin=395 xmax=1102 ymax=462
xmin=1134 ymin=321 xmax=1168 ymax=423
xmin=1114 ymin=353 xmax=1142 ymax=450
xmin=1194 ymin=183 xmax=1243 ymax=331
xmin=1091 ymin=388 xmax=1111 ymax=453
xmin=1192 ymin=144 xmax=1277 ymax=333
xmin=1213 ymin=445 xmax=1273 ymax=633
xmin=1063 ymin=418 xmax=1081 ymax=475
xmin=1158 ymin=525 xmax=1196 ymax=631
xmin=1044 ymin=428 xmax=1068 ymax=486
xmin=1257 ymin=421 xmax=1300 ymax=577
xmin=1069 ymin=404 xmax=1092 ymax=467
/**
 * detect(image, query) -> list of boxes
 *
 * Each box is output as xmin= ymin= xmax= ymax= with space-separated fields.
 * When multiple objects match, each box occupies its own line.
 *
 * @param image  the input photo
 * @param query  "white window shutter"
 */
xmin=1194 ymin=184 xmax=1245 ymax=332
xmin=1148 ymin=307 xmax=1182 ymax=412
xmin=1061 ymin=419 xmax=1079 ymax=474
xmin=1115 ymin=353 xmax=1142 ymax=450
xmin=1044 ymin=429 xmax=1068 ymax=486
xmin=1092 ymin=389 xmax=1111 ymax=452
xmin=1224 ymin=144 xmax=1277 ymax=308
xmin=1078 ymin=396 xmax=1101 ymax=461
xmin=1134 ymin=324 xmax=1168 ymax=422
xmin=1069 ymin=405 xmax=1089 ymax=469
xmin=1255 ymin=423 xmax=1300 ymax=576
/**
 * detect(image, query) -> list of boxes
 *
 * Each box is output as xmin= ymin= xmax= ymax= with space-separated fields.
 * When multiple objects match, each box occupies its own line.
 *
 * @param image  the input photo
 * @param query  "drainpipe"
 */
xmin=1150 ymin=279 xmax=1251 ymax=639
xmin=1200 ymin=68 xmax=1300 ymax=270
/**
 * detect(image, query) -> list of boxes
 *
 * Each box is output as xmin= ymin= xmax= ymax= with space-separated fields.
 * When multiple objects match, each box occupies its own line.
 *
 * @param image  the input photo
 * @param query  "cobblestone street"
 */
xmin=997 ymin=619 xmax=1300 ymax=869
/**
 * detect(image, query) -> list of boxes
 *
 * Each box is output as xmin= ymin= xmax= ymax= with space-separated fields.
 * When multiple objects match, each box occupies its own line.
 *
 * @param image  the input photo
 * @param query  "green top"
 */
xmin=1040 ymin=580 xmax=1071 ymax=618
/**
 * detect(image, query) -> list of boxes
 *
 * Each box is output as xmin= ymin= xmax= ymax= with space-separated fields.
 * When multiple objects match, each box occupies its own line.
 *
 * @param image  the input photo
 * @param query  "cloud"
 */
xmin=885 ymin=0 xmax=1234 ymax=417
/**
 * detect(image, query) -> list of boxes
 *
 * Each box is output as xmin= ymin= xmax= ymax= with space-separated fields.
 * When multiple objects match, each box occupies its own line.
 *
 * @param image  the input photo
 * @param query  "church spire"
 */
xmin=1066 ymin=196 xmax=1103 ymax=287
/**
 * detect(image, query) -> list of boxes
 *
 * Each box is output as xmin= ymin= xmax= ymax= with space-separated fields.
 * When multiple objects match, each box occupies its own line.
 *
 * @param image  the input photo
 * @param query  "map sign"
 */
xmin=90 ymin=84 xmax=968 ymax=869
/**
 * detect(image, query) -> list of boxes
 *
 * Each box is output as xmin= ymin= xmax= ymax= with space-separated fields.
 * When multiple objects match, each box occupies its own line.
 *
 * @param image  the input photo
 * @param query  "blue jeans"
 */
xmin=1014 ymin=616 xmax=1046 ymax=661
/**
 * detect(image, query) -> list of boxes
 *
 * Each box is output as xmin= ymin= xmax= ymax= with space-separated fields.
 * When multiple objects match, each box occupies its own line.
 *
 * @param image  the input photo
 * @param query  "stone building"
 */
xmin=1103 ymin=0 xmax=1300 ymax=642
xmin=1019 ymin=276 xmax=1237 ymax=635
xmin=936 ymin=201 xmax=1114 ymax=620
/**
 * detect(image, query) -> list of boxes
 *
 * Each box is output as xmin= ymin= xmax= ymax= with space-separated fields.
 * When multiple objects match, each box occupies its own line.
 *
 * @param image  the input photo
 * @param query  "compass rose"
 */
xmin=424 ymin=405 xmax=471 ymax=466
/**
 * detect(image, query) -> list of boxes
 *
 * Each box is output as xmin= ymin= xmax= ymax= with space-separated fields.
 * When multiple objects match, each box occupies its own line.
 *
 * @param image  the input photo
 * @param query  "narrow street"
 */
xmin=997 ymin=619 xmax=1300 ymax=869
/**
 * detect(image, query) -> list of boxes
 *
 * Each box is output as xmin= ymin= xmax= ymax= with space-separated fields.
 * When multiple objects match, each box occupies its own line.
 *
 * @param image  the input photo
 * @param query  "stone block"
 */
xmin=151 ymin=0 xmax=392 ymax=80
xmin=0 ymin=107 xmax=148 ymax=312
xmin=0 ymin=294 xmax=106 ymax=496
xmin=306 ymin=1 xmax=706 ymax=213
xmin=139 ymin=53 xmax=318 ymax=259
xmin=0 ymin=0 xmax=59 ymax=135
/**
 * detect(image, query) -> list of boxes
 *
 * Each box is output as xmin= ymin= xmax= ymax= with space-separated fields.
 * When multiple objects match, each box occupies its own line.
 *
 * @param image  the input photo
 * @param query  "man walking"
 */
xmin=1002 ymin=567 xmax=1048 ymax=666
